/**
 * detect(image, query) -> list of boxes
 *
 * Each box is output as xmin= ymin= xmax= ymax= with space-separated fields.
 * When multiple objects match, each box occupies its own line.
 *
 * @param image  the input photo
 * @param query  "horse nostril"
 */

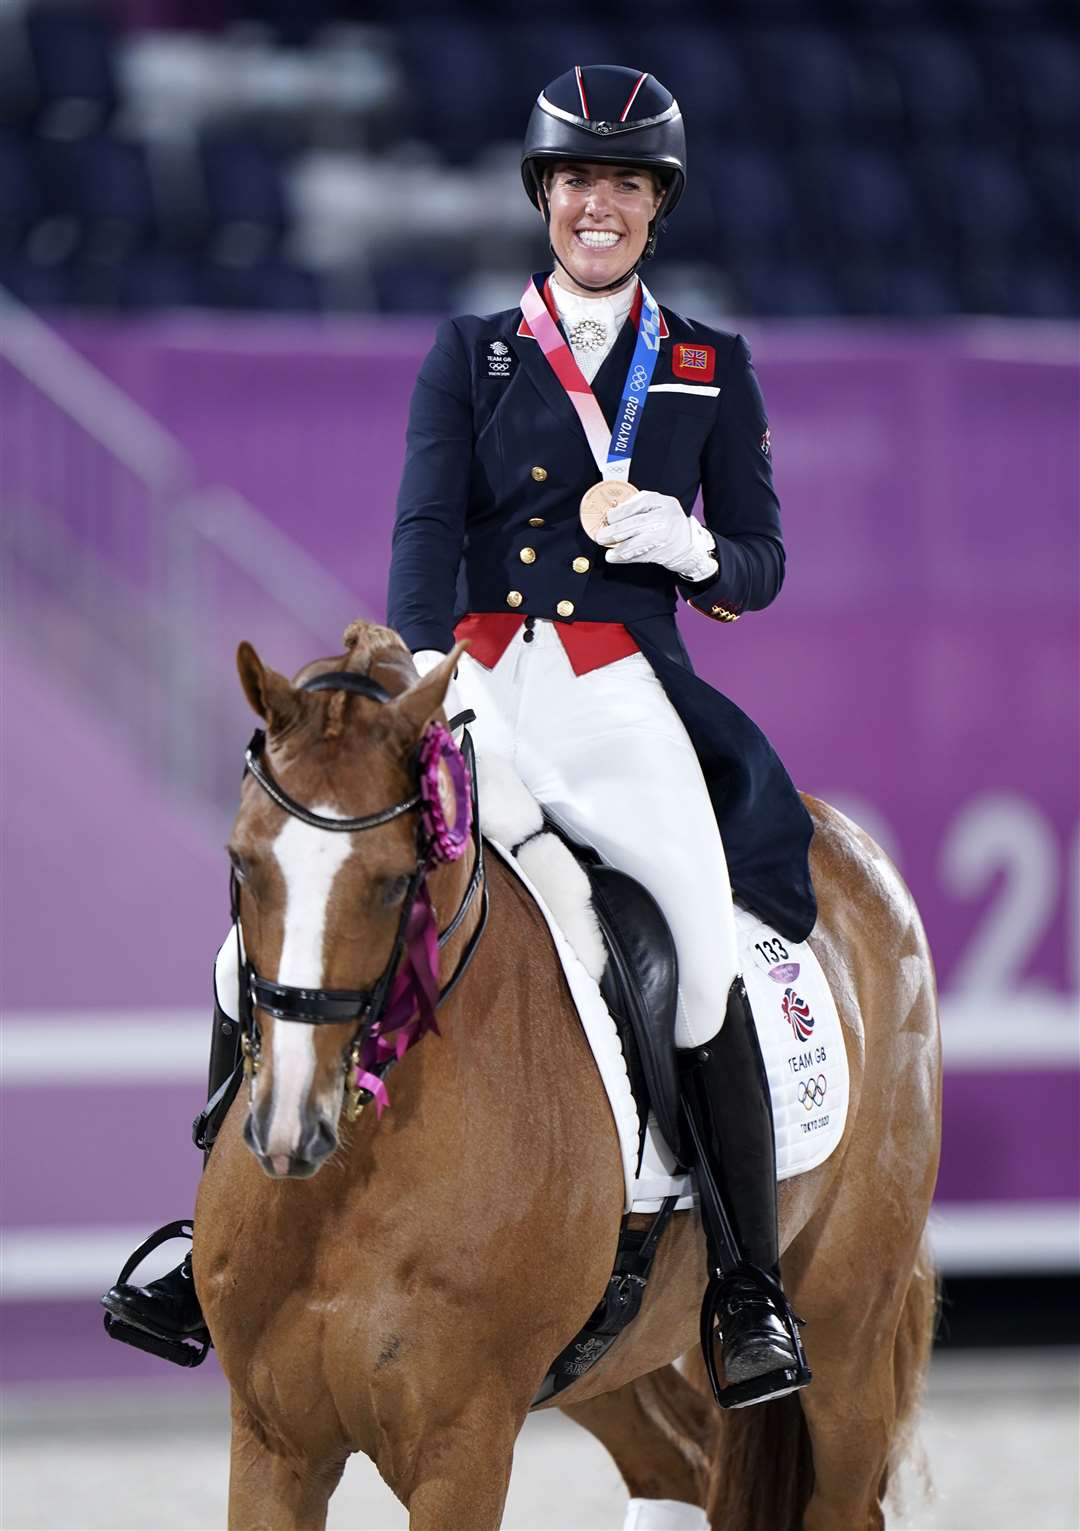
xmin=302 ymin=1115 xmax=337 ymax=1163
xmin=244 ymin=1111 xmax=267 ymax=1158
xmin=314 ymin=1115 xmax=338 ymax=1156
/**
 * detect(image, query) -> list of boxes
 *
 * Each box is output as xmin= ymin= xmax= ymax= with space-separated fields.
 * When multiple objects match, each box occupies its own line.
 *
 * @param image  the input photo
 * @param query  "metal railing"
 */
xmin=0 ymin=286 xmax=369 ymax=816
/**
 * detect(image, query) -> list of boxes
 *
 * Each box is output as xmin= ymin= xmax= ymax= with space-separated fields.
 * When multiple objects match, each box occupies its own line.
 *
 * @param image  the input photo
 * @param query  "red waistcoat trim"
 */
xmin=453 ymin=613 xmax=641 ymax=677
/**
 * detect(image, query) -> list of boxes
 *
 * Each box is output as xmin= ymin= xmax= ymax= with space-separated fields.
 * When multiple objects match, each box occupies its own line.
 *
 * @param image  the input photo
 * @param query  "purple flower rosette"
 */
xmin=418 ymin=722 xmax=472 ymax=862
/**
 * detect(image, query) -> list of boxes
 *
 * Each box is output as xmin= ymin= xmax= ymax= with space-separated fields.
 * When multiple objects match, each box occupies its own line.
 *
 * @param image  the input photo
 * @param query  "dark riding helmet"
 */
xmin=521 ymin=65 xmax=687 ymax=254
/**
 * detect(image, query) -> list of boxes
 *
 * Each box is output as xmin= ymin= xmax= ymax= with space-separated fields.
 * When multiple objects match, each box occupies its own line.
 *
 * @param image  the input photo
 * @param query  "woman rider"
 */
xmin=103 ymin=65 xmax=816 ymax=1412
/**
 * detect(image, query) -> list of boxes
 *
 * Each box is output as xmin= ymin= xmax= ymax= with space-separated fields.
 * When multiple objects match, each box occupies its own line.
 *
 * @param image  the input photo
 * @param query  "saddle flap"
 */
xmin=586 ymin=864 xmax=688 ymax=1168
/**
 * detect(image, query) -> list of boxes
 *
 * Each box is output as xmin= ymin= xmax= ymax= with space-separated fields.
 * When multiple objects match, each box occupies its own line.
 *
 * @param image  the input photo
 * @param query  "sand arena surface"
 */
xmin=2 ymin=1351 xmax=1077 ymax=1530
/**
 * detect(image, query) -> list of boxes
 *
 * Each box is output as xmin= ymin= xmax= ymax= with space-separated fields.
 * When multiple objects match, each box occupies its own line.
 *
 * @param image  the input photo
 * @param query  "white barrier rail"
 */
xmin=0 ymin=286 xmax=368 ymax=814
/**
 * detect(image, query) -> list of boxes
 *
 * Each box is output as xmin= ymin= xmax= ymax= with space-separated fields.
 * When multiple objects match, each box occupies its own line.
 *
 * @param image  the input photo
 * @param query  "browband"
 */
xmin=244 ymin=730 xmax=421 ymax=833
xmin=301 ymin=671 xmax=394 ymax=702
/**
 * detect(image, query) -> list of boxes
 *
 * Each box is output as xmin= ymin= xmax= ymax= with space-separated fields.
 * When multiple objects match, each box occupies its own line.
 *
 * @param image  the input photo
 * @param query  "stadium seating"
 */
xmin=0 ymin=0 xmax=1074 ymax=317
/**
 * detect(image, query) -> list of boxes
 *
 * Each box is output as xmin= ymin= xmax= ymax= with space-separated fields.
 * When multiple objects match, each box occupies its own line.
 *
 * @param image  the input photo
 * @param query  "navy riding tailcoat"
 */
xmin=387 ymin=275 xmax=816 ymax=941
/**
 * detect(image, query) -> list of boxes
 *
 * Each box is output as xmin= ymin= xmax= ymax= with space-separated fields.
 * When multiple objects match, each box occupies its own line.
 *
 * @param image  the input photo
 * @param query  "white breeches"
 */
xmin=452 ymin=620 xmax=739 ymax=1049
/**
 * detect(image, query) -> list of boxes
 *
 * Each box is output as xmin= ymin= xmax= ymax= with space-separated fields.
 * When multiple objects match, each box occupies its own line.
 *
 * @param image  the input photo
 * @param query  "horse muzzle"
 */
xmin=244 ymin=1106 xmax=338 ymax=1179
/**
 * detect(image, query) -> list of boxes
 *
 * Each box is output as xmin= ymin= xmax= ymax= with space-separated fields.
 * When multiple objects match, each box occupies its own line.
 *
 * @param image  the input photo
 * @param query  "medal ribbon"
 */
xmin=519 ymin=274 xmax=662 ymax=483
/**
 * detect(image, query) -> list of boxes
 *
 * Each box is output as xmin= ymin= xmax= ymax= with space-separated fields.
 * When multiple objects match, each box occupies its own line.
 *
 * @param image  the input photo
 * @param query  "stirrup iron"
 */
xmin=700 ymin=1261 xmax=811 ymax=1409
xmin=101 ymin=1220 xmax=211 ymax=1369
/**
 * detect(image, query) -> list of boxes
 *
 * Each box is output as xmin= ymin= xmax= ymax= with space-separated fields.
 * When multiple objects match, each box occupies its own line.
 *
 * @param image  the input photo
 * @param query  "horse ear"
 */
xmin=390 ymin=641 xmax=468 ymax=741
xmin=236 ymin=641 xmax=301 ymax=733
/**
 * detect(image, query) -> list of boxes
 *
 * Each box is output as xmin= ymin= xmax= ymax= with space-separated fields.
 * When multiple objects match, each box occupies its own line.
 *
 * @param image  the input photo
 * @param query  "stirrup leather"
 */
xmin=700 ymin=1262 xmax=811 ymax=1409
xmin=101 ymin=1220 xmax=211 ymax=1369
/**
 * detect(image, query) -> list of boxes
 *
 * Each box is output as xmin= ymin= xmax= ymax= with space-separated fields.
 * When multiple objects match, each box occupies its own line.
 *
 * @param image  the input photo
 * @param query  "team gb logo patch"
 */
xmin=485 ymin=339 xmax=513 ymax=379
xmin=782 ymin=986 xmax=815 ymax=1042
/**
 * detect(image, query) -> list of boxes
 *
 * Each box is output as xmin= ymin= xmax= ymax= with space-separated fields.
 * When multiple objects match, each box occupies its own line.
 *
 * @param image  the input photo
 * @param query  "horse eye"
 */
xmin=382 ymin=874 xmax=412 ymax=906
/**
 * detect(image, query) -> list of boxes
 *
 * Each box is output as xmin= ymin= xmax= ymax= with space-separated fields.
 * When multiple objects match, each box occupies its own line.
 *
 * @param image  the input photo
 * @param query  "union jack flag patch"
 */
xmin=672 ymin=342 xmax=716 ymax=383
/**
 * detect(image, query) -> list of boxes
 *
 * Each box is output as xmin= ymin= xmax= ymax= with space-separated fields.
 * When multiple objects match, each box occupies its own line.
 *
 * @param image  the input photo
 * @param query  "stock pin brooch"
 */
xmin=567 ymin=316 xmax=608 ymax=352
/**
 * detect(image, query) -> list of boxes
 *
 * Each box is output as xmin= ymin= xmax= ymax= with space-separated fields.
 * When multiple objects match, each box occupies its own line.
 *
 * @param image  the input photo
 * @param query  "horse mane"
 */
xmin=342 ymin=619 xmax=406 ymax=670
xmin=317 ymin=620 xmax=415 ymax=740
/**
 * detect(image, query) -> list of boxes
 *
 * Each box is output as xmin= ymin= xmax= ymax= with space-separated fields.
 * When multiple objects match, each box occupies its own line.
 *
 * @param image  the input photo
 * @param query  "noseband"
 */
xmin=234 ymin=669 xmax=488 ymax=1120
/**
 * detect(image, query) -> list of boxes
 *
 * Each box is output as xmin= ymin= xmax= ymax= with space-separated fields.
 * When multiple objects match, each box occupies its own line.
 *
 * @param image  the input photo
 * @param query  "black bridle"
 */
xmin=234 ymin=670 xmax=488 ymax=1119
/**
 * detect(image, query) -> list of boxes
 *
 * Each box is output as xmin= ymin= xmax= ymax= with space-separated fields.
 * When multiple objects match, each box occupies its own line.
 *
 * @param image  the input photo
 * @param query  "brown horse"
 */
xmin=194 ymin=618 xmax=941 ymax=1531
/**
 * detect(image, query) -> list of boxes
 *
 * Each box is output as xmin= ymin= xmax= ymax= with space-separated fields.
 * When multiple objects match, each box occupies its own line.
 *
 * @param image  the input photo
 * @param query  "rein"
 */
xmin=235 ymin=670 xmax=487 ymax=1121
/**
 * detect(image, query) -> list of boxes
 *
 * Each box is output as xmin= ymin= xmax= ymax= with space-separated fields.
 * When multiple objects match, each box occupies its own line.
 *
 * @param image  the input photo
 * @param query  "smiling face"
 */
xmin=545 ymin=160 xmax=663 ymax=295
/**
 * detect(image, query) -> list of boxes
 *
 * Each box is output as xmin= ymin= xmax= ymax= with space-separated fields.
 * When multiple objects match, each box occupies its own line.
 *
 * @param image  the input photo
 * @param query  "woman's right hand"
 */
xmin=412 ymin=649 xmax=466 ymax=734
xmin=412 ymin=649 xmax=449 ymax=678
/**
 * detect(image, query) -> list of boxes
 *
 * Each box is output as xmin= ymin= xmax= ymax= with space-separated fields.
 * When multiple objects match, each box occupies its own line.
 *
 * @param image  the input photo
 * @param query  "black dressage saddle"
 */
xmin=540 ymin=813 xmax=688 ymax=1172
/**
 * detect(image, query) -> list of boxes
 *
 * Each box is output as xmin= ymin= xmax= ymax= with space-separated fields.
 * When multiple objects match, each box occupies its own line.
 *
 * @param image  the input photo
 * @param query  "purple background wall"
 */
xmin=3 ymin=315 xmax=1077 ymax=1383
xmin=47 ymin=315 xmax=1078 ymax=997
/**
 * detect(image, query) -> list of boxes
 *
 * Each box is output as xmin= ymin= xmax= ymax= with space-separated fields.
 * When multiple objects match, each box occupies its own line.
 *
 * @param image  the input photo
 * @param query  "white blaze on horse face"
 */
xmin=266 ymin=809 xmax=353 ymax=1163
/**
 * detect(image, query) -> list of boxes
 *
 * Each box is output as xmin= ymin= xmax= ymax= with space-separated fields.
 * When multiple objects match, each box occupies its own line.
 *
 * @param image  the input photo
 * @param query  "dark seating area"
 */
xmin=0 ymin=0 xmax=1076 ymax=316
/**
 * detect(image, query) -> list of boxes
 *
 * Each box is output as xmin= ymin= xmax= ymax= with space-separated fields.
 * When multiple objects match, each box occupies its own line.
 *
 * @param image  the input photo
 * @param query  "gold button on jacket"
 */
xmin=572 ymin=556 xmax=590 ymax=574
xmin=528 ymin=516 xmax=545 ymax=527
xmin=519 ymin=547 xmax=537 ymax=565
xmin=530 ymin=466 xmax=548 ymax=482
xmin=506 ymin=590 xmax=523 ymax=608
xmin=556 ymin=599 xmax=575 ymax=618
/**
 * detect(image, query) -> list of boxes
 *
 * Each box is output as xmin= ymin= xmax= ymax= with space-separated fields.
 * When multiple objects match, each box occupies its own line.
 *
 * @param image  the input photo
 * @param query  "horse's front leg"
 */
xmin=227 ymin=1392 xmax=348 ymax=1531
xmin=388 ymin=1385 xmax=524 ymax=1531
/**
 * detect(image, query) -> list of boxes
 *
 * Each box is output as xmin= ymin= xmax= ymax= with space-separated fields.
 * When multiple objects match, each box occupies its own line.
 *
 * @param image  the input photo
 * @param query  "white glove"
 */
xmin=594 ymin=489 xmax=718 ymax=583
xmin=411 ymin=648 xmax=466 ymax=731
xmin=411 ymin=649 xmax=448 ymax=678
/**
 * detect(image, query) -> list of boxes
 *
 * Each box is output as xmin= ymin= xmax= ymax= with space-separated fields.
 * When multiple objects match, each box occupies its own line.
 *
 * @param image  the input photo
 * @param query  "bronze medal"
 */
xmin=579 ymin=479 xmax=638 ymax=541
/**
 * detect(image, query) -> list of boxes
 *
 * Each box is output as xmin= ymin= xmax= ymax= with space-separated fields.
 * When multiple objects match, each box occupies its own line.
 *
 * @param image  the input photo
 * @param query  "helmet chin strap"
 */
xmin=549 ymin=243 xmax=647 ymax=294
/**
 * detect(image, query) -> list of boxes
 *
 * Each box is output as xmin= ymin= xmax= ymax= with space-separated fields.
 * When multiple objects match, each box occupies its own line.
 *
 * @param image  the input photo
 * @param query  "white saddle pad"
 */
xmin=486 ymin=842 xmax=847 ymax=1214
xmin=633 ymin=908 xmax=849 ymax=1212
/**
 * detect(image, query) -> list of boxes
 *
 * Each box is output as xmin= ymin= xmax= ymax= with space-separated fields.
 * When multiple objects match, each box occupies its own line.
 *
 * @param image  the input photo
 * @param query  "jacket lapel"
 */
xmin=508 ymin=321 xmax=588 ymax=445
xmin=508 ymin=281 xmax=672 ymax=477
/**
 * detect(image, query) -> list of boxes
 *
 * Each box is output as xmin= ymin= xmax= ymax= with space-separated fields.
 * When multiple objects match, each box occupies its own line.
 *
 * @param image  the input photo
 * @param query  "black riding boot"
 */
xmin=101 ymin=990 xmax=243 ymax=1366
xmin=679 ymin=976 xmax=812 ymax=1409
xmin=102 ymin=1247 xmax=205 ymax=1339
